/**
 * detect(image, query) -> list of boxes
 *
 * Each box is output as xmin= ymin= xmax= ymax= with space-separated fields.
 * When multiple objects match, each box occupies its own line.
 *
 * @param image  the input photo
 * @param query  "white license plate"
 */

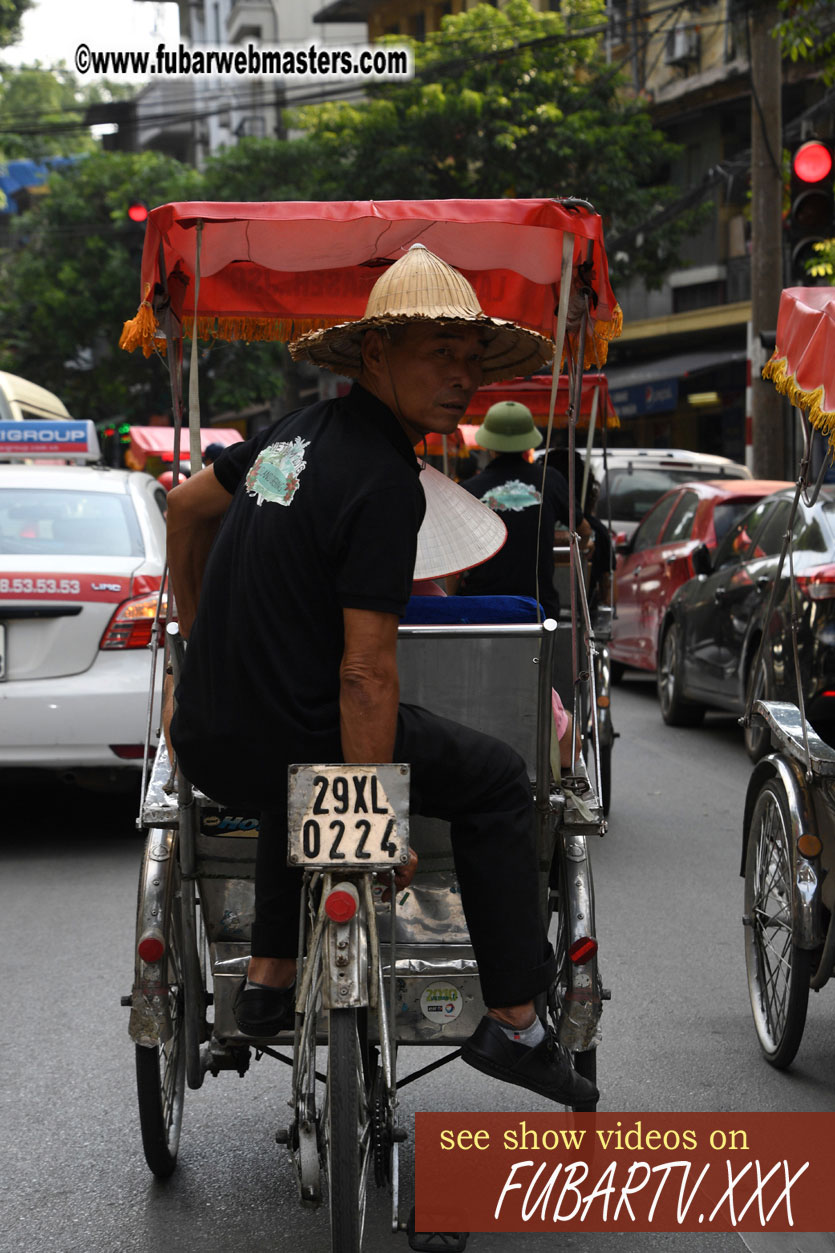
xmin=287 ymin=764 xmax=410 ymax=868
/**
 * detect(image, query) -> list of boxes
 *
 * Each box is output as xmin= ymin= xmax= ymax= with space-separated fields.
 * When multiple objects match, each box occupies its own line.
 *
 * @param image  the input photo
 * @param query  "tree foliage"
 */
xmin=0 ymin=150 xmax=203 ymax=421
xmin=284 ymin=0 xmax=701 ymax=288
xmin=776 ymin=0 xmax=835 ymax=86
xmin=0 ymin=0 xmax=32 ymax=49
xmin=0 ymin=66 xmax=132 ymax=161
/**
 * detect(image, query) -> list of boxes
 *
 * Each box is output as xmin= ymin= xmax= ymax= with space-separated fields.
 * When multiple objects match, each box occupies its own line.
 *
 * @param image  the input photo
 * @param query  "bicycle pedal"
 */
xmin=406 ymin=1208 xmax=468 ymax=1251
xmin=601 ymin=987 xmax=612 ymax=1000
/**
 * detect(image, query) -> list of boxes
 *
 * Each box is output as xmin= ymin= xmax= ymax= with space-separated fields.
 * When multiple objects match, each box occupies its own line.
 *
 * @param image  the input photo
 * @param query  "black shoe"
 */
xmin=461 ymin=1016 xmax=598 ymax=1106
xmin=232 ymin=979 xmax=295 ymax=1037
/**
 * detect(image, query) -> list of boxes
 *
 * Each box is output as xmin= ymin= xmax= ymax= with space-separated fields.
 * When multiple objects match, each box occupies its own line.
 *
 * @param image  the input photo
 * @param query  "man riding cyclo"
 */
xmin=165 ymin=243 xmax=598 ymax=1107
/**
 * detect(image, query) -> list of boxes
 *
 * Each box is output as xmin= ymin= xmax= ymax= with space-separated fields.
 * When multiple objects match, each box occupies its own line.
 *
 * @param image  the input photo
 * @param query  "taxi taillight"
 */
xmin=100 ymin=593 xmax=167 ymax=649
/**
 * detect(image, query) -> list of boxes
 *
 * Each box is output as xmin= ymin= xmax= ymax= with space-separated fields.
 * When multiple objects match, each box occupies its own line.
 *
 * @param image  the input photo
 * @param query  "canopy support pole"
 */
xmin=187 ymin=222 xmax=204 ymax=473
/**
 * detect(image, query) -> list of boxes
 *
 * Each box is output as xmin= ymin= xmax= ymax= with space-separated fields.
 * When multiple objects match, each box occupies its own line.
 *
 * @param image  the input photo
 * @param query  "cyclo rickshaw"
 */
xmin=742 ymin=286 xmax=835 ymax=1070
xmin=119 ymin=199 xmax=621 ymax=1250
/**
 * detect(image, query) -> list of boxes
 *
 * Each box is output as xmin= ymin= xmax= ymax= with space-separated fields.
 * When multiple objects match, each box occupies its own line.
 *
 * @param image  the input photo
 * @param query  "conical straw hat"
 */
xmin=289 ymin=244 xmax=554 ymax=385
xmin=415 ymin=462 xmax=507 ymax=579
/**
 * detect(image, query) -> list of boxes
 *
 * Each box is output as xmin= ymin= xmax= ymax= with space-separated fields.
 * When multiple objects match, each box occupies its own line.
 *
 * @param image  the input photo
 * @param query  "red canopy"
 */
xmin=465 ymin=373 xmax=618 ymax=426
xmin=128 ymin=425 xmax=243 ymax=469
xmin=121 ymin=199 xmax=621 ymax=368
xmin=763 ymin=288 xmax=835 ymax=448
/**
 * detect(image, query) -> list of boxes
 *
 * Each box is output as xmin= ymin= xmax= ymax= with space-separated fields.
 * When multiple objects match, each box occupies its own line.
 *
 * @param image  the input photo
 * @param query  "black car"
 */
xmin=656 ymin=486 xmax=835 ymax=759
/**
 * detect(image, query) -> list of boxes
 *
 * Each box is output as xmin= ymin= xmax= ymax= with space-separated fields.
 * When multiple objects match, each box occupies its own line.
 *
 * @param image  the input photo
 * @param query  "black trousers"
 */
xmin=175 ymin=703 xmax=556 ymax=1009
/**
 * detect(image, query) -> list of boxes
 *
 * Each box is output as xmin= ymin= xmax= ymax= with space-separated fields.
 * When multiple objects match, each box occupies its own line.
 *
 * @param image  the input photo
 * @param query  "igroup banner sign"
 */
xmin=415 ymin=1113 xmax=835 ymax=1233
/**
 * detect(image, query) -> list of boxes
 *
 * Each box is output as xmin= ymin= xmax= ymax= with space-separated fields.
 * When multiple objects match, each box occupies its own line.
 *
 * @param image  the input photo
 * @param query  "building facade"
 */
xmin=129 ymin=0 xmax=365 ymax=166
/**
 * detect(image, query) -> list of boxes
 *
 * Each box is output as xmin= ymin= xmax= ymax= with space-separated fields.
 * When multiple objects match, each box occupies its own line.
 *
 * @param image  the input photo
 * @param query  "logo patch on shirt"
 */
xmin=480 ymin=479 xmax=541 ymax=513
xmin=245 ymin=437 xmax=310 ymax=507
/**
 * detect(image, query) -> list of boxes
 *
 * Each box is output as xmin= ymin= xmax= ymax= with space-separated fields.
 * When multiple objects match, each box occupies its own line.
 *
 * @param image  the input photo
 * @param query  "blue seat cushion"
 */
xmin=402 ymin=594 xmax=542 ymax=625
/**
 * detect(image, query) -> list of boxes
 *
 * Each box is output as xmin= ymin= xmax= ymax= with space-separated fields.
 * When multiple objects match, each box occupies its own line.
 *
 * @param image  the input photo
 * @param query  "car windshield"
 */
xmin=0 ymin=488 xmax=144 ymax=556
xmin=600 ymin=467 xmax=745 ymax=523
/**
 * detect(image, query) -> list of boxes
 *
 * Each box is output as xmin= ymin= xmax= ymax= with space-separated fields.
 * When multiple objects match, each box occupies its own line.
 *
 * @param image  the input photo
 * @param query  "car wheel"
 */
xmin=744 ymin=653 xmax=772 ymax=763
xmin=657 ymin=623 xmax=705 ymax=726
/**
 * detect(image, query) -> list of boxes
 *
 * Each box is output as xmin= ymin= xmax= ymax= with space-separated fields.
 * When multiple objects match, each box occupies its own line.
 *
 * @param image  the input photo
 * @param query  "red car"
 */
xmin=610 ymin=478 xmax=792 ymax=676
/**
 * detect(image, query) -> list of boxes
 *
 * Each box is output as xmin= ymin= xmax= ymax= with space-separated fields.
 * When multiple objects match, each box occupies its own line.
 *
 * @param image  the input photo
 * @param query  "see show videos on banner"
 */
xmin=415 ymin=1113 xmax=835 ymax=1233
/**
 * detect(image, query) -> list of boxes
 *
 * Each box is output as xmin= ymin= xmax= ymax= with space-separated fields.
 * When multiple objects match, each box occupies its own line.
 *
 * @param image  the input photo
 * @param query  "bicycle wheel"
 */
xmin=327 ymin=1008 xmax=372 ymax=1252
xmin=181 ymin=875 xmax=211 ymax=1091
xmin=597 ymin=742 xmax=612 ymax=817
xmin=135 ymin=855 xmax=186 ymax=1178
xmin=549 ymin=854 xmax=599 ymax=1112
xmin=744 ymin=778 xmax=812 ymax=1069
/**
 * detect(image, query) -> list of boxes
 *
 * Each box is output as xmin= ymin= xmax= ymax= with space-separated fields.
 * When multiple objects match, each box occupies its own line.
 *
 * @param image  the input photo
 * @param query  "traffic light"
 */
xmin=127 ymin=199 xmax=149 ymax=224
xmin=788 ymin=139 xmax=835 ymax=285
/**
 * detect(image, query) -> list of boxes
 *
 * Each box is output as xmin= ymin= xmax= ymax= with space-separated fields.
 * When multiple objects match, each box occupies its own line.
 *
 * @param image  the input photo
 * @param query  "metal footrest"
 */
xmin=406 ymin=1209 xmax=468 ymax=1251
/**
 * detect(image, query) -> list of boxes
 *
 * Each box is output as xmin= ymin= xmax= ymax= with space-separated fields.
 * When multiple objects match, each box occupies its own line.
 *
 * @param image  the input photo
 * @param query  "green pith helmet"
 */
xmin=474 ymin=400 xmax=543 ymax=453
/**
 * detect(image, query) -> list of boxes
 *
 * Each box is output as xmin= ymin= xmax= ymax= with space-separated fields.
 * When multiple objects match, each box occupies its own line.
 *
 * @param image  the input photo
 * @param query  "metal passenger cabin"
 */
xmin=137 ymin=615 xmax=583 ymax=1050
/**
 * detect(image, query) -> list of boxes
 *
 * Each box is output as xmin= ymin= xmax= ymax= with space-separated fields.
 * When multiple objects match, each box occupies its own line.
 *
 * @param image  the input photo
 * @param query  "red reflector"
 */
xmin=324 ymin=886 xmax=358 ymax=923
xmin=568 ymin=936 xmax=598 ymax=965
xmin=138 ymin=932 xmax=165 ymax=963
xmin=109 ymin=744 xmax=145 ymax=759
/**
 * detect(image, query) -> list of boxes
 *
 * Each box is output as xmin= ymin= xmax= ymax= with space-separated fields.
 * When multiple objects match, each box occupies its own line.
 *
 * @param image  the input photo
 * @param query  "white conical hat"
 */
xmin=289 ymin=244 xmax=554 ymax=385
xmin=415 ymin=462 xmax=506 ymax=579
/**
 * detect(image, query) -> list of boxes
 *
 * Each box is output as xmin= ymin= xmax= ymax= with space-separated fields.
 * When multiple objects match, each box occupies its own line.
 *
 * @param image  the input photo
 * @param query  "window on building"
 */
xmin=411 ymin=13 xmax=426 ymax=38
xmin=672 ymin=281 xmax=726 ymax=315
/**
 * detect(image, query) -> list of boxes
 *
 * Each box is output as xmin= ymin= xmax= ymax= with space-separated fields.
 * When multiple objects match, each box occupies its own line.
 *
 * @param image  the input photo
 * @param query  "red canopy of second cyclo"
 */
xmin=763 ymin=288 xmax=835 ymax=448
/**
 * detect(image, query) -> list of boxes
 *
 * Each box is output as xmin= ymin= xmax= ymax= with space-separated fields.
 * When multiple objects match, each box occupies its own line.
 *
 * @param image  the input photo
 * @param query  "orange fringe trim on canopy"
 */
xmin=181 ymin=314 xmax=347 ymax=343
xmin=119 ymin=284 xmax=160 ymax=358
xmin=121 ymin=303 xmax=624 ymax=366
xmin=763 ymin=354 xmax=835 ymax=451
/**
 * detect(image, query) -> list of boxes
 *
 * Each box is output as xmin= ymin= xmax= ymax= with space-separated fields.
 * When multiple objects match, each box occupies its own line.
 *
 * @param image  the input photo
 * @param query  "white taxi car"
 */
xmin=0 ymin=420 xmax=166 ymax=786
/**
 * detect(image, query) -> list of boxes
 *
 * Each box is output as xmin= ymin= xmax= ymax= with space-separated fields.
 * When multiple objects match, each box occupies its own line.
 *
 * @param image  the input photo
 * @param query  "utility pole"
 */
xmin=749 ymin=2 xmax=785 ymax=478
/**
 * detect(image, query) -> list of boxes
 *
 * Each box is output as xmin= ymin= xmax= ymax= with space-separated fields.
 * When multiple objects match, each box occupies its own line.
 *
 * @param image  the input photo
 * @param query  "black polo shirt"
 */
xmin=171 ymin=383 xmax=425 ymax=766
xmin=458 ymin=453 xmax=570 ymax=619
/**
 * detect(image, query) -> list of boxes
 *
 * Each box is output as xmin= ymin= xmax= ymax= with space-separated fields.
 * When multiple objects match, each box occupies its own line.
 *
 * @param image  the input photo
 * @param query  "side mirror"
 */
xmin=691 ymin=543 xmax=712 ymax=577
xmin=614 ymin=530 xmax=631 ymax=554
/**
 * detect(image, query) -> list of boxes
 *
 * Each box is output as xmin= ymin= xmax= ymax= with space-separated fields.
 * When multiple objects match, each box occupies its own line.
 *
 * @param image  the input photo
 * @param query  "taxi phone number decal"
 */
xmin=0 ymin=574 xmax=128 ymax=601
xmin=0 ymin=576 xmax=81 ymax=595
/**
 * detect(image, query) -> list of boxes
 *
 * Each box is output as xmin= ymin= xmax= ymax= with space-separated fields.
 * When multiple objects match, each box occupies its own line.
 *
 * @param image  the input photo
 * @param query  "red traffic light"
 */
xmin=793 ymin=140 xmax=833 ymax=185
xmin=127 ymin=199 xmax=149 ymax=224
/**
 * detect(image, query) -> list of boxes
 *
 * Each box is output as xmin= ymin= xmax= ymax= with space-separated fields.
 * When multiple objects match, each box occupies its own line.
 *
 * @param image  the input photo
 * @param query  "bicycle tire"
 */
xmin=549 ymin=852 xmax=600 ymax=1113
xmin=327 ymin=1008 xmax=372 ymax=1252
xmin=181 ymin=875 xmax=210 ymax=1091
xmin=598 ymin=742 xmax=612 ymax=817
xmin=744 ymin=778 xmax=812 ymax=1069
xmin=134 ymin=850 xmax=186 ymax=1178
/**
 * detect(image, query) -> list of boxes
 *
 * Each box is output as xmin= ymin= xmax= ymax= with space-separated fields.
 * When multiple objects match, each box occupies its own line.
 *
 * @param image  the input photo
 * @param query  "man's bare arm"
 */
xmin=340 ymin=608 xmax=401 ymax=762
xmin=166 ymin=467 xmax=233 ymax=639
xmin=340 ymin=607 xmax=417 ymax=893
